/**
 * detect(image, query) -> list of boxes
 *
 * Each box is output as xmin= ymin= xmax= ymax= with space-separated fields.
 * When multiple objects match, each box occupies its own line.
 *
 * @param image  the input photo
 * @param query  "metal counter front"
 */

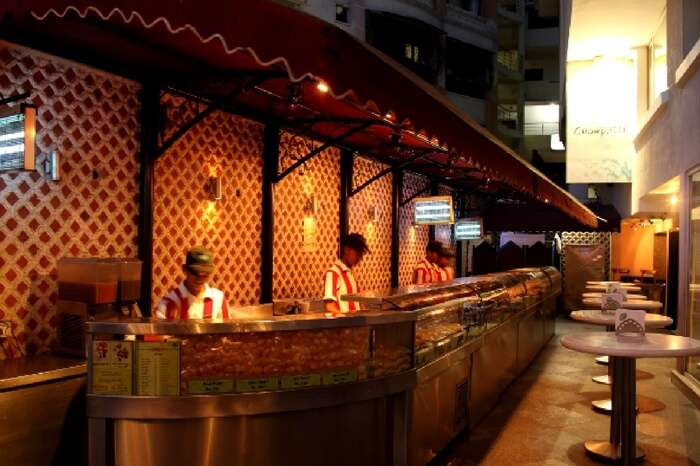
xmin=86 ymin=268 xmax=561 ymax=466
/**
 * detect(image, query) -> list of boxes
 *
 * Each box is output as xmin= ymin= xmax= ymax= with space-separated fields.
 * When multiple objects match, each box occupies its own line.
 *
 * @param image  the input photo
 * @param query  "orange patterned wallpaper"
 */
xmin=152 ymin=107 xmax=264 ymax=309
xmin=349 ymin=156 xmax=392 ymax=292
xmin=398 ymin=172 xmax=431 ymax=287
xmin=273 ymin=132 xmax=340 ymax=299
xmin=0 ymin=43 xmax=140 ymax=356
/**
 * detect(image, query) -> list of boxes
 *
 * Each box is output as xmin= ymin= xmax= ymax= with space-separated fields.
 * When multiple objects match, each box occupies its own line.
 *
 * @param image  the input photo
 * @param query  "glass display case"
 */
xmin=542 ymin=266 xmax=562 ymax=295
xmin=511 ymin=268 xmax=552 ymax=301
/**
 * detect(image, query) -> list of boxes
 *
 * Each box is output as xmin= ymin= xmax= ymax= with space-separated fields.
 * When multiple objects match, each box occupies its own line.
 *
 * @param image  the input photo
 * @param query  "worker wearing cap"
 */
xmin=323 ymin=233 xmax=369 ymax=314
xmin=413 ymin=240 xmax=443 ymax=285
xmin=437 ymin=246 xmax=456 ymax=282
xmin=155 ymin=247 xmax=229 ymax=320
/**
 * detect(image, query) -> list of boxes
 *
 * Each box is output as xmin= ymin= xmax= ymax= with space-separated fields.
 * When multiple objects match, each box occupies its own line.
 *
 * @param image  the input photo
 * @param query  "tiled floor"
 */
xmin=433 ymin=318 xmax=700 ymax=466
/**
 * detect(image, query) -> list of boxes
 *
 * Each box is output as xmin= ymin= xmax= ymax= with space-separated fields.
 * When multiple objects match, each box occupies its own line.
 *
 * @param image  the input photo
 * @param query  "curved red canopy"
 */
xmin=0 ymin=0 xmax=597 ymax=227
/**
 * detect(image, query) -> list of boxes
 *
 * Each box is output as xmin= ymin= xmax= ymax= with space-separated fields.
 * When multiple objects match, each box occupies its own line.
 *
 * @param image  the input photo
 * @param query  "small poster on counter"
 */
xmin=91 ymin=340 xmax=133 ymax=395
xmin=135 ymin=341 xmax=180 ymax=396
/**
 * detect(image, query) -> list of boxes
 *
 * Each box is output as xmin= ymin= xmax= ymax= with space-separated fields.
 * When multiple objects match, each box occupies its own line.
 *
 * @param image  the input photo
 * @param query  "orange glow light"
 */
xmin=316 ymin=81 xmax=329 ymax=93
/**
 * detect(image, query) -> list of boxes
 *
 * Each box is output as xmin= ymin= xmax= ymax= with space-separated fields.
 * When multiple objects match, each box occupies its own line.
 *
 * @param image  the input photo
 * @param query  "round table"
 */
xmin=561 ymin=332 xmax=700 ymax=465
xmin=586 ymin=284 xmax=642 ymax=293
xmin=570 ymin=310 xmax=673 ymax=401
xmin=582 ymin=292 xmax=647 ymax=300
xmin=582 ymin=298 xmax=662 ymax=311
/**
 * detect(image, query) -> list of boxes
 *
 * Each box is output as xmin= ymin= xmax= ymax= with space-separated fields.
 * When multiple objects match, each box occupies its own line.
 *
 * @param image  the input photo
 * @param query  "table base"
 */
xmin=592 ymin=396 xmax=664 ymax=415
xmin=596 ymin=356 xmax=609 ymax=365
xmin=584 ymin=440 xmax=645 ymax=462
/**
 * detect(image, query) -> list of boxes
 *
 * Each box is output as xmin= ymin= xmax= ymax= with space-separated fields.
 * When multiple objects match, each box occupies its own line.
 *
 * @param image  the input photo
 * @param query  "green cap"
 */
xmin=185 ymin=246 xmax=214 ymax=274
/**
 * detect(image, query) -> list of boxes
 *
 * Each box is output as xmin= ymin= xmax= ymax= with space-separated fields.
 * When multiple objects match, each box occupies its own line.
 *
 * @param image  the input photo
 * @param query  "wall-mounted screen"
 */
xmin=454 ymin=217 xmax=483 ymax=240
xmin=414 ymin=196 xmax=454 ymax=225
xmin=0 ymin=105 xmax=36 ymax=172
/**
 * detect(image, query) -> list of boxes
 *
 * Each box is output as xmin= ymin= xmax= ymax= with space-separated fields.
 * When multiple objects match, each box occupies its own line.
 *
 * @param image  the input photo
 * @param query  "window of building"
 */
xmin=648 ymin=11 xmax=667 ymax=104
xmin=524 ymin=68 xmax=544 ymax=81
xmin=448 ymin=0 xmax=480 ymax=14
xmin=365 ymin=11 xmax=441 ymax=84
xmin=404 ymin=43 xmax=420 ymax=63
xmin=445 ymin=38 xmax=494 ymax=99
xmin=335 ymin=4 xmax=349 ymax=24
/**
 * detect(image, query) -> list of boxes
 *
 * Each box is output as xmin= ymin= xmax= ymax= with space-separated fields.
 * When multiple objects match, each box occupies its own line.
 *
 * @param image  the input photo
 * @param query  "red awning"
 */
xmin=0 ymin=0 xmax=597 ymax=227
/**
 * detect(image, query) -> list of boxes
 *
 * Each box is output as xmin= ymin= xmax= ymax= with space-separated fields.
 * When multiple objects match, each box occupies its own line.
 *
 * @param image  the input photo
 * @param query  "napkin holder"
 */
xmin=601 ymin=293 xmax=623 ymax=315
xmin=615 ymin=309 xmax=646 ymax=341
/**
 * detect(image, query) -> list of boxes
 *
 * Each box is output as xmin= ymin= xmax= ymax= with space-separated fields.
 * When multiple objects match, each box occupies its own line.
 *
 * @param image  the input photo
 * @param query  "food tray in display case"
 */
xmin=511 ymin=268 xmax=551 ymax=301
xmin=343 ymin=278 xmax=482 ymax=311
xmin=542 ymin=266 xmax=562 ymax=295
xmin=413 ymin=298 xmax=473 ymax=367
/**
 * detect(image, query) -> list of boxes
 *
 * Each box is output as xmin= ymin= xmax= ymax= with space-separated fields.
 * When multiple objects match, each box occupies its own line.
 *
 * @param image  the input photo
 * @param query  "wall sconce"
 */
xmin=42 ymin=150 xmax=60 ymax=181
xmin=206 ymin=176 xmax=222 ymax=200
xmin=367 ymin=205 xmax=378 ymax=223
xmin=303 ymin=194 xmax=317 ymax=217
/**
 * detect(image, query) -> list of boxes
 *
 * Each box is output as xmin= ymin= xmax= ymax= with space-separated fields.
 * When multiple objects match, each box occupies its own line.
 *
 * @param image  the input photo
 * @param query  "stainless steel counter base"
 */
xmin=88 ymin=294 xmax=559 ymax=466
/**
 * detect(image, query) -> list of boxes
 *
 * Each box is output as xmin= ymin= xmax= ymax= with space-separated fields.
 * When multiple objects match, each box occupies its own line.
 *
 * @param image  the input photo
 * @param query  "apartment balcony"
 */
xmin=524 ymin=80 xmax=558 ymax=101
xmin=523 ymin=121 xmax=558 ymax=136
xmin=497 ymin=0 xmax=525 ymax=23
xmin=497 ymin=50 xmax=523 ymax=81
xmin=525 ymin=27 xmax=559 ymax=49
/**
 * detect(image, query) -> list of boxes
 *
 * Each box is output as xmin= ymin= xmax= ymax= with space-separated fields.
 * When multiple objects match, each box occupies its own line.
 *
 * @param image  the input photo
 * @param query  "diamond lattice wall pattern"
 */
xmin=273 ymin=132 xmax=340 ymax=299
xmin=0 ymin=43 xmax=141 ymax=356
xmin=349 ymin=156 xmax=392 ymax=292
xmin=152 ymin=108 xmax=264 ymax=309
xmin=398 ymin=172 xmax=430 ymax=286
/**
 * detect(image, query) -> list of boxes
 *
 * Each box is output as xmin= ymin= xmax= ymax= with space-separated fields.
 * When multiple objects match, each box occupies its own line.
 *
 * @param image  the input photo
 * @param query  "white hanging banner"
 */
xmin=566 ymin=57 xmax=636 ymax=183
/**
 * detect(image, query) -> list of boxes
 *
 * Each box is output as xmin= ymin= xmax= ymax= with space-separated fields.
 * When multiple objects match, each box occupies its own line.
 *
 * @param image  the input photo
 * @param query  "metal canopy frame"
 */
xmin=349 ymin=150 xmax=433 ymax=197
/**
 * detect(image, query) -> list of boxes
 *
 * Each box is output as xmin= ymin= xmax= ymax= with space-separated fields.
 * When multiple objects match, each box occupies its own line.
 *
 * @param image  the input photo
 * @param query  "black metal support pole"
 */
xmin=456 ymin=240 xmax=464 ymax=278
xmin=137 ymin=83 xmax=160 ymax=316
xmin=390 ymin=170 xmax=403 ymax=288
xmin=621 ymin=358 xmax=637 ymax=466
xmin=428 ymin=179 xmax=439 ymax=242
xmin=339 ymin=149 xmax=354 ymax=251
xmin=261 ymin=125 xmax=280 ymax=303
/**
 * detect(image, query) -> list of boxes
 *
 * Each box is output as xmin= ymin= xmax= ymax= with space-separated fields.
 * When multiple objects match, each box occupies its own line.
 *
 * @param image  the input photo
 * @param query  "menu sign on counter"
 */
xmin=135 ymin=341 xmax=180 ymax=396
xmin=188 ymin=379 xmax=235 ymax=394
xmin=281 ymin=374 xmax=321 ymax=389
xmin=91 ymin=340 xmax=133 ymax=395
xmin=322 ymin=370 xmax=357 ymax=385
xmin=236 ymin=377 xmax=280 ymax=392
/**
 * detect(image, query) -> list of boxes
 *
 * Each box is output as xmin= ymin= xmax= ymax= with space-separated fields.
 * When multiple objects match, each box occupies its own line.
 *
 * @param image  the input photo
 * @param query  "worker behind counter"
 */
xmin=413 ymin=240 xmax=443 ymax=285
xmin=437 ymin=246 xmax=455 ymax=282
xmin=323 ymin=233 xmax=369 ymax=315
xmin=155 ymin=247 xmax=229 ymax=320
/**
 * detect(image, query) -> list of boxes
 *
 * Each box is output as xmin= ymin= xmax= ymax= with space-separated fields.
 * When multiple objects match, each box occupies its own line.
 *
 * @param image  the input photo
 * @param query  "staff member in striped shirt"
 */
xmin=155 ymin=247 xmax=229 ymax=320
xmin=437 ymin=246 xmax=455 ymax=281
xmin=413 ymin=240 xmax=443 ymax=285
xmin=323 ymin=233 xmax=369 ymax=315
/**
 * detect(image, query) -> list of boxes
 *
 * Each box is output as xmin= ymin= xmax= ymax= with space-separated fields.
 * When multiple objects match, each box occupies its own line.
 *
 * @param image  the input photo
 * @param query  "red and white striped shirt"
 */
xmin=323 ymin=259 xmax=360 ymax=313
xmin=413 ymin=259 xmax=440 ymax=285
xmin=155 ymin=282 xmax=229 ymax=320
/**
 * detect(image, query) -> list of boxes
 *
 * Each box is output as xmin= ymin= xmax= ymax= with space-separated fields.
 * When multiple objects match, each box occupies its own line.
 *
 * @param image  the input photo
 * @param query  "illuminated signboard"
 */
xmin=414 ymin=196 xmax=454 ymax=225
xmin=566 ymin=57 xmax=635 ymax=183
xmin=0 ymin=105 xmax=36 ymax=172
xmin=454 ymin=218 xmax=483 ymax=240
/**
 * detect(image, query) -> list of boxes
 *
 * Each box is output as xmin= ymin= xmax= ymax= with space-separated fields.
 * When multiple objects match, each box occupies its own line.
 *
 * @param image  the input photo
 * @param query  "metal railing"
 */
xmin=523 ymin=122 xmax=558 ymax=136
xmin=497 ymin=50 xmax=520 ymax=73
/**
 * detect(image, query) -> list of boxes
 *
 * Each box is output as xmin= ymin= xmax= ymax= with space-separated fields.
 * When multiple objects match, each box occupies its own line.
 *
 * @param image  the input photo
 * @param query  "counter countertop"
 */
xmin=0 ymin=354 xmax=86 ymax=391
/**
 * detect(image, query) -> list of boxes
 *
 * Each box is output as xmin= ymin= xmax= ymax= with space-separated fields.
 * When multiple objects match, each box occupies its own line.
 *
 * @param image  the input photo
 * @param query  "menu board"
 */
xmin=135 ymin=341 xmax=180 ymax=396
xmin=91 ymin=340 xmax=133 ymax=395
